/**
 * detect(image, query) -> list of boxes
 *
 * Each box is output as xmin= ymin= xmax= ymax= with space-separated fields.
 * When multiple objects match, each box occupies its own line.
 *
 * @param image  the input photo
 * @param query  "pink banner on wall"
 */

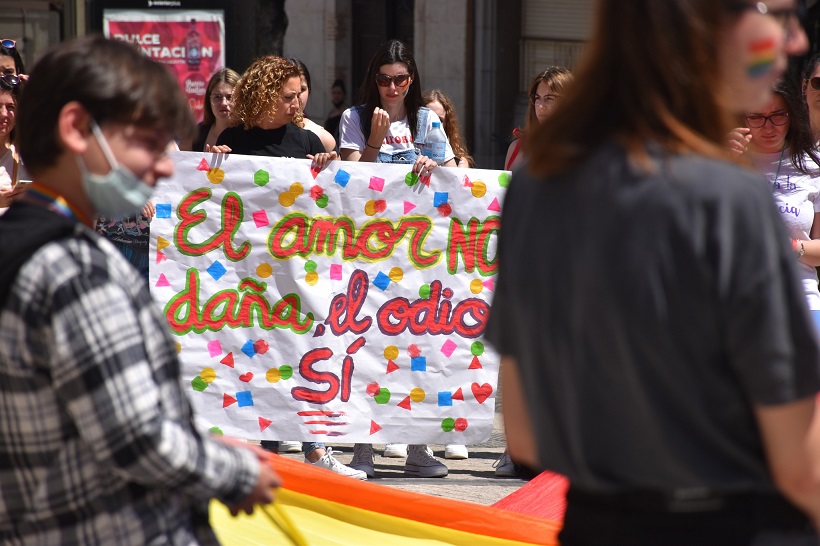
xmin=104 ymin=10 xmax=225 ymax=122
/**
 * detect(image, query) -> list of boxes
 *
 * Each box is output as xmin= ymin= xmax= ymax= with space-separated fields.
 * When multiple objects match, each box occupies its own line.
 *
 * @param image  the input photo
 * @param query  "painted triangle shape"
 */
xmin=370 ymin=420 xmax=382 ymax=434
xmin=398 ymin=396 xmax=412 ymax=410
xmin=258 ymin=417 xmax=272 ymax=431
xmin=386 ymin=360 xmax=399 ymax=373
xmin=156 ymin=251 xmax=167 ymax=264
xmin=462 ymin=174 xmax=472 ymax=187
xmin=157 ymin=236 xmax=171 ymax=251
xmin=482 ymin=278 xmax=495 ymax=291
xmin=223 ymin=394 xmax=237 ymax=407
xmin=155 ymin=273 xmax=170 ymax=288
xmin=220 ymin=353 xmax=235 ymax=367
xmin=197 ymin=158 xmax=210 ymax=171
xmin=469 ymin=356 xmax=482 ymax=369
xmin=488 ymin=197 xmax=502 ymax=212
xmin=452 ymin=387 xmax=464 ymax=401
xmin=403 ymin=201 xmax=416 ymax=214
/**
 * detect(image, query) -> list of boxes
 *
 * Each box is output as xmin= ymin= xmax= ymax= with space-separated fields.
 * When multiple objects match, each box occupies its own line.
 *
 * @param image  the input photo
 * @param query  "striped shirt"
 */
xmin=0 ymin=202 xmax=259 ymax=545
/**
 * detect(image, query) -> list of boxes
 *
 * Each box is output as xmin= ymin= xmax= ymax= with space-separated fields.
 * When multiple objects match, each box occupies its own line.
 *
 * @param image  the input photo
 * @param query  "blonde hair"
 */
xmin=422 ymin=89 xmax=474 ymax=168
xmin=230 ymin=56 xmax=304 ymax=130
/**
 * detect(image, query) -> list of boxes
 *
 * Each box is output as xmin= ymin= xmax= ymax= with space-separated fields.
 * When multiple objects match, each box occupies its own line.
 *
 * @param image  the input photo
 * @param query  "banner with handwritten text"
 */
xmin=150 ymin=152 xmax=510 ymax=443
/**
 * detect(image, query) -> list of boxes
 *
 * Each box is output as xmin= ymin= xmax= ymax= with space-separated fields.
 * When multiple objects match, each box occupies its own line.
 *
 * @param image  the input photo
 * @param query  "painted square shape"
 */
xmin=433 ymin=192 xmax=449 ymax=207
xmin=438 ymin=392 xmax=453 ymax=407
xmin=368 ymin=176 xmax=385 ymax=192
xmin=411 ymin=356 xmax=427 ymax=372
xmin=236 ymin=391 xmax=254 ymax=407
xmin=207 ymin=261 xmax=227 ymax=281
xmin=330 ymin=264 xmax=343 ymax=280
xmin=334 ymin=169 xmax=351 ymax=187
xmin=372 ymin=271 xmax=391 ymax=291
xmin=252 ymin=210 xmax=269 ymax=228
xmin=241 ymin=339 xmax=256 ymax=358
xmin=440 ymin=339 xmax=457 ymax=358
xmin=207 ymin=340 xmax=222 ymax=358
xmin=155 ymin=204 xmax=172 ymax=218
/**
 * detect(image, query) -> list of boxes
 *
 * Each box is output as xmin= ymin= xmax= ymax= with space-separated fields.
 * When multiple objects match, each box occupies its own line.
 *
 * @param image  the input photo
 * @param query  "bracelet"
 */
xmin=366 ymin=142 xmax=380 ymax=150
xmin=800 ymin=240 xmax=806 ymax=257
xmin=794 ymin=239 xmax=806 ymax=257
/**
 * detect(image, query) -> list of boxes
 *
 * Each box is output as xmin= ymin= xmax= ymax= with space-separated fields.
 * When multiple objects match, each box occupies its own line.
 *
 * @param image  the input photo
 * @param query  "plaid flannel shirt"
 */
xmin=0 ymin=208 xmax=259 ymax=545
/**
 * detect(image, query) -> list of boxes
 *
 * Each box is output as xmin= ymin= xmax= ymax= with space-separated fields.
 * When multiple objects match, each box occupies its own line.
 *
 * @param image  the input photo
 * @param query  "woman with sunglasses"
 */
xmin=741 ymin=79 xmax=820 ymax=315
xmin=0 ymin=39 xmax=25 ymax=79
xmin=339 ymin=39 xmax=455 ymax=177
xmin=505 ymin=67 xmax=572 ymax=171
xmin=801 ymin=53 xmax=820 ymax=142
xmin=180 ymin=67 xmax=240 ymax=152
xmin=0 ymin=73 xmax=27 ymax=213
xmin=489 ymin=0 xmax=820 ymax=543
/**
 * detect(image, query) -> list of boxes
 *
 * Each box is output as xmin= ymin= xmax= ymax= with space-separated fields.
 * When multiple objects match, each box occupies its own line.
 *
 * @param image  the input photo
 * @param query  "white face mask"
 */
xmin=77 ymin=120 xmax=154 ymax=218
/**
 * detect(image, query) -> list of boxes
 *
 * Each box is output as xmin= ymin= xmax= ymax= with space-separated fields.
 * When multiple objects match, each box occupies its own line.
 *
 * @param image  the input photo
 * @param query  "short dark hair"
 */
xmin=17 ymin=35 xmax=193 ymax=176
xmin=332 ymin=79 xmax=346 ymax=94
xmin=357 ymin=40 xmax=422 ymax=142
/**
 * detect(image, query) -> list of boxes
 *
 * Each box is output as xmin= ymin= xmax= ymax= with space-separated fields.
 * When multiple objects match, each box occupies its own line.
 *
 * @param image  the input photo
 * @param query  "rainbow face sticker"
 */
xmin=747 ymin=37 xmax=776 ymax=78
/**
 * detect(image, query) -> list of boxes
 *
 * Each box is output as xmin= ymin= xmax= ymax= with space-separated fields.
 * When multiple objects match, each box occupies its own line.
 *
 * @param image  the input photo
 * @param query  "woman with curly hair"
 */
xmin=505 ymin=67 xmax=573 ymax=171
xmin=181 ymin=67 xmax=240 ymax=151
xmin=423 ymin=89 xmax=474 ymax=168
xmin=212 ymin=56 xmax=336 ymax=167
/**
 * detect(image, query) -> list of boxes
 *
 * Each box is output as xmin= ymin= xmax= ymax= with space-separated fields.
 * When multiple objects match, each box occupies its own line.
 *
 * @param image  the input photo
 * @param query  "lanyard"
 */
xmin=22 ymin=182 xmax=92 ymax=227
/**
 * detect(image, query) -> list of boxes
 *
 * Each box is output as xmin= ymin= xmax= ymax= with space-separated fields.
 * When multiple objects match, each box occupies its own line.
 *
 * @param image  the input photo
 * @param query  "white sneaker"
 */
xmin=279 ymin=440 xmax=302 ymax=453
xmin=349 ymin=443 xmax=375 ymax=478
xmin=308 ymin=447 xmax=367 ymax=480
xmin=383 ymin=443 xmax=408 ymax=458
xmin=444 ymin=444 xmax=469 ymax=459
xmin=405 ymin=444 xmax=448 ymax=478
xmin=493 ymin=450 xmax=519 ymax=477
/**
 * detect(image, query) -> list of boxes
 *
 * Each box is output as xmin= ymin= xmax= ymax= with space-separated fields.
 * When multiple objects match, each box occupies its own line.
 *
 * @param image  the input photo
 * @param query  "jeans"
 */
xmin=260 ymin=441 xmax=324 ymax=456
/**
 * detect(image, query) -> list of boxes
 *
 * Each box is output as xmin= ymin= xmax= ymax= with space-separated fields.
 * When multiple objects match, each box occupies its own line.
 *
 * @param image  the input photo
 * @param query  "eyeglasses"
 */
xmin=210 ymin=93 xmax=232 ymax=103
xmin=375 ymin=73 xmax=411 ymax=87
xmin=745 ymin=111 xmax=789 ymax=128
xmin=530 ymin=93 xmax=558 ymax=106
xmin=730 ymin=2 xmax=807 ymax=40
xmin=808 ymin=77 xmax=820 ymax=90
xmin=0 ymin=39 xmax=15 ymax=49
xmin=0 ymin=74 xmax=19 ymax=92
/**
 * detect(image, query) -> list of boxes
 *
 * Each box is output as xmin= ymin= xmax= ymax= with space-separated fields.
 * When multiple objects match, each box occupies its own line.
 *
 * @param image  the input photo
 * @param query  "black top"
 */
xmin=192 ymin=122 xmax=210 ymax=152
xmin=216 ymin=124 xmax=324 ymax=158
xmin=486 ymin=143 xmax=820 ymax=493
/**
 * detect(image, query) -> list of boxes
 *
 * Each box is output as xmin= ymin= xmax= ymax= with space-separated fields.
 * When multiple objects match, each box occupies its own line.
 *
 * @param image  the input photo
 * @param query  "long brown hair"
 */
xmin=524 ymin=67 xmax=573 ymax=131
xmin=526 ymin=0 xmax=734 ymax=177
xmin=202 ymin=67 xmax=240 ymax=126
xmin=422 ymin=89 xmax=474 ymax=167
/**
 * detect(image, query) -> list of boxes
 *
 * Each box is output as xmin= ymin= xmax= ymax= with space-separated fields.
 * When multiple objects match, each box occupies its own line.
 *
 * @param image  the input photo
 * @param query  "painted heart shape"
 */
xmin=471 ymin=382 xmax=493 ymax=404
xmin=239 ymin=372 xmax=254 ymax=382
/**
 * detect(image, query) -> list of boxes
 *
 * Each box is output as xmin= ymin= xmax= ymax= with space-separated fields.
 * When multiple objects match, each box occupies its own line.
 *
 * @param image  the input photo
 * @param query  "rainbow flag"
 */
xmin=211 ymin=455 xmax=561 ymax=545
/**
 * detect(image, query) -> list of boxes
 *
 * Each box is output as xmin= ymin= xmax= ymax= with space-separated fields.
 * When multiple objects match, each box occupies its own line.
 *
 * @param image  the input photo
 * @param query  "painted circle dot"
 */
xmin=389 ymin=267 xmax=404 ymax=282
xmin=441 ymin=418 xmax=455 ymax=432
xmin=364 ymin=200 xmax=377 ymax=216
xmin=289 ymin=182 xmax=304 ymax=195
xmin=175 ymin=342 xmax=182 ymax=354
xmin=209 ymin=426 xmax=224 ymax=435
xmin=316 ymin=194 xmax=329 ymax=208
xmin=498 ymin=171 xmax=511 ymax=188
xmin=366 ymin=382 xmax=381 ymax=397
xmin=257 ymin=263 xmax=273 ymax=278
xmin=405 ymin=172 xmax=419 ymax=186
xmin=305 ymin=271 xmax=319 ymax=285
xmin=470 ymin=279 xmax=484 ymax=294
xmin=374 ymin=388 xmax=391 ymax=404
xmin=471 ymin=181 xmax=487 ymax=198
xmin=407 ymin=344 xmax=421 ymax=358
xmin=384 ymin=345 xmax=399 ymax=360
xmin=305 ymin=260 xmax=317 ymax=273
xmin=279 ymin=193 xmax=296 ymax=207
xmin=410 ymin=387 xmax=426 ymax=403
xmin=201 ymin=367 xmax=216 ymax=383
xmin=279 ymin=365 xmax=293 ymax=380
xmin=471 ymin=342 xmax=485 ymax=356
xmin=419 ymin=284 xmax=431 ymax=298
xmin=266 ymin=368 xmax=281 ymax=383
xmin=455 ymin=418 xmax=468 ymax=432
xmin=437 ymin=203 xmax=452 ymax=217
xmin=207 ymin=168 xmax=225 ymax=184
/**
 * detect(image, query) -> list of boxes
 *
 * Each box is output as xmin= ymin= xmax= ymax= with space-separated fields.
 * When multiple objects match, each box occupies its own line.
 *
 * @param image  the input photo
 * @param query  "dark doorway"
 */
xmin=350 ymin=0 xmax=414 ymax=103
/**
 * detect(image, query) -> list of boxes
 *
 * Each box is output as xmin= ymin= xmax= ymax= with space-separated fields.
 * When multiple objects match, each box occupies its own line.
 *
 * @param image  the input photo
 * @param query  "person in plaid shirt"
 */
xmin=0 ymin=36 xmax=281 ymax=544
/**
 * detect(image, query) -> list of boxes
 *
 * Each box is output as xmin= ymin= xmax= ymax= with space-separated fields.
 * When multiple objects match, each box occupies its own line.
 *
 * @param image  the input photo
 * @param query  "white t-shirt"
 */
xmin=752 ymin=149 xmax=820 ymax=309
xmin=339 ymin=106 xmax=455 ymax=163
xmin=0 ymin=144 xmax=30 ymax=216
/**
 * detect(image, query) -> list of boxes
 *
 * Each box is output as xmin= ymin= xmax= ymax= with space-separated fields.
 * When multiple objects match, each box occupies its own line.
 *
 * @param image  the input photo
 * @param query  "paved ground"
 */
xmin=276 ymin=386 xmax=529 ymax=506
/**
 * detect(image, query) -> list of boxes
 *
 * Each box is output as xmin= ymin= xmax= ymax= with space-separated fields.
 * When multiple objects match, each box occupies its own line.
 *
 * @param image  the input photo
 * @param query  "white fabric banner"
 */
xmin=150 ymin=152 xmax=510 ymax=443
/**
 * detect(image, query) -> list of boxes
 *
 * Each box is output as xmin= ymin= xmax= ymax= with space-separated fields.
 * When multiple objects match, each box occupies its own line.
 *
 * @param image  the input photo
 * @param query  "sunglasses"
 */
xmin=0 ymin=39 xmax=15 ymax=49
xmin=809 ymin=77 xmax=820 ymax=91
xmin=375 ymin=73 xmax=411 ymax=87
xmin=0 ymin=74 xmax=19 ymax=92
